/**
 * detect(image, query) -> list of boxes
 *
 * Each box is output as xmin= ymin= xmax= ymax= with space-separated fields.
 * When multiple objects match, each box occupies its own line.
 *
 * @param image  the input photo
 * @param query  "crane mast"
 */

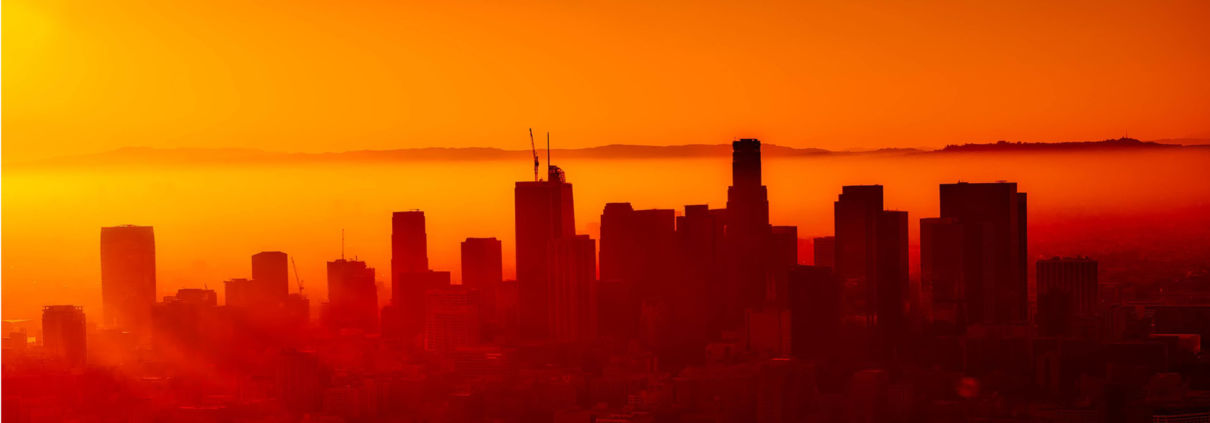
xmin=290 ymin=256 xmax=304 ymax=295
xmin=529 ymin=128 xmax=540 ymax=181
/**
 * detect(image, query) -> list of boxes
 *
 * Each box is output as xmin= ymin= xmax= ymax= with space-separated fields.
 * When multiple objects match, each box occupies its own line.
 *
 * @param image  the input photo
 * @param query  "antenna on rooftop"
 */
xmin=546 ymin=132 xmax=551 ymax=169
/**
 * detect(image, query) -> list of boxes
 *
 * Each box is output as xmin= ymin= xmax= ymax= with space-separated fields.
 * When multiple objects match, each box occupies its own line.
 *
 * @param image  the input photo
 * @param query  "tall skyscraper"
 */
xmin=938 ymin=182 xmax=1028 ymax=325
xmin=325 ymin=259 xmax=378 ymax=331
xmin=224 ymin=278 xmax=256 ymax=308
xmin=461 ymin=237 xmax=503 ymax=289
xmin=461 ymin=237 xmax=503 ymax=337
xmin=514 ymin=165 xmax=575 ymax=339
xmin=768 ymin=225 xmax=799 ymax=306
xmin=875 ymin=210 xmax=909 ymax=355
xmin=812 ymin=236 xmax=835 ymax=269
xmin=100 ymin=225 xmax=156 ymax=332
xmin=920 ymin=217 xmax=965 ymax=331
xmin=41 ymin=305 xmax=86 ymax=367
xmin=424 ymin=286 xmax=480 ymax=352
xmin=1037 ymin=257 xmax=1098 ymax=337
xmin=547 ymin=235 xmax=596 ymax=341
xmin=676 ymin=205 xmax=728 ymax=349
xmin=787 ymin=266 xmax=842 ymax=360
xmin=726 ymin=139 xmax=771 ymax=323
xmin=834 ymin=185 xmax=883 ymax=284
xmin=392 ymin=211 xmax=429 ymax=282
xmin=252 ymin=251 xmax=289 ymax=302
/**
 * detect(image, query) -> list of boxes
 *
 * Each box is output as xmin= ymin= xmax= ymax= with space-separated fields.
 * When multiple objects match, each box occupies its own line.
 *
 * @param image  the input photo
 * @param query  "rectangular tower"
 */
xmin=514 ymin=166 xmax=575 ymax=339
xmin=100 ymin=225 xmax=156 ymax=332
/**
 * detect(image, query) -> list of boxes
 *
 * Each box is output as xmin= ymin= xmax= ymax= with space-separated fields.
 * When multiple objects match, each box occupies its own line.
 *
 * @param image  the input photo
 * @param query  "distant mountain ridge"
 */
xmin=10 ymin=137 xmax=1206 ymax=169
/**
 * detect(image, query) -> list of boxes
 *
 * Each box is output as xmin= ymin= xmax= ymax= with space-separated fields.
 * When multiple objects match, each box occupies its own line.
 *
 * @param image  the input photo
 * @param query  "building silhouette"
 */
xmin=812 ymin=236 xmax=835 ymax=269
xmin=920 ymin=217 xmax=965 ymax=332
xmin=937 ymin=182 xmax=1028 ymax=325
xmin=514 ymin=165 xmax=575 ymax=339
xmin=787 ymin=266 xmax=842 ymax=360
xmin=224 ymin=278 xmax=256 ymax=308
xmin=725 ymin=139 xmax=771 ymax=325
xmin=875 ymin=210 xmax=909 ymax=356
xmin=424 ymin=286 xmax=480 ymax=352
xmin=547 ymin=234 xmax=596 ymax=341
xmin=1037 ymin=257 xmax=1098 ymax=337
xmin=834 ymin=185 xmax=883 ymax=324
xmin=252 ymin=251 xmax=289 ymax=303
xmin=41 ymin=305 xmax=86 ymax=367
xmin=325 ymin=259 xmax=378 ymax=331
xmin=100 ymin=225 xmax=156 ymax=333
xmin=461 ymin=237 xmax=503 ymax=339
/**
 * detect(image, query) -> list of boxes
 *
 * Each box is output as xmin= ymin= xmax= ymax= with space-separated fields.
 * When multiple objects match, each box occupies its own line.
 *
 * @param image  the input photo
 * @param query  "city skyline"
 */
xmin=5 ymin=1 xmax=1210 ymax=420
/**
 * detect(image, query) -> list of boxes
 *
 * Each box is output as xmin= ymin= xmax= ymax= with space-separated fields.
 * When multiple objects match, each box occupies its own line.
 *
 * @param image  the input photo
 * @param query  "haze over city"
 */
xmin=4 ymin=1 xmax=1210 ymax=422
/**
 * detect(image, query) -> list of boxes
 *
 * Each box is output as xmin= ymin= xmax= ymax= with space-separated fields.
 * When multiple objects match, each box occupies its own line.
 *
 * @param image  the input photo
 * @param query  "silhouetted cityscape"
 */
xmin=6 ymin=139 xmax=1210 ymax=422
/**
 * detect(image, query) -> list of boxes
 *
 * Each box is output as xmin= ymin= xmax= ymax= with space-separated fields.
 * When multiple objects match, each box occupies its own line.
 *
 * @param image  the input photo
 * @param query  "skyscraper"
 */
xmin=547 ymin=234 xmax=596 ymax=341
xmin=938 ymin=182 xmax=1028 ymax=325
xmin=676 ymin=204 xmax=728 ymax=350
xmin=1037 ymin=257 xmax=1098 ymax=337
xmin=725 ymin=139 xmax=771 ymax=323
xmin=252 ymin=251 xmax=289 ymax=302
xmin=424 ymin=286 xmax=480 ymax=352
xmin=461 ymin=237 xmax=503 ymax=289
xmin=514 ymin=165 xmax=575 ymax=339
xmin=41 ymin=305 xmax=86 ymax=367
xmin=325 ymin=259 xmax=378 ymax=331
xmin=392 ymin=211 xmax=429 ymax=282
xmin=768 ymin=225 xmax=799 ymax=306
xmin=787 ymin=266 xmax=842 ymax=360
xmin=920 ymin=217 xmax=965 ymax=331
xmin=924 ymin=216 xmax=963 ymax=331
xmin=100 ymin=225 xmax=156 ymax=332
xmin=812 ymin=236 xmax=835 ymax=269
xmin=461 ymin=237 xmax=503 ymax=337
xmin=875 ymin=210 xmax=909 ymax=355
xmin=834 ymin=185 xmax=883 ymax=284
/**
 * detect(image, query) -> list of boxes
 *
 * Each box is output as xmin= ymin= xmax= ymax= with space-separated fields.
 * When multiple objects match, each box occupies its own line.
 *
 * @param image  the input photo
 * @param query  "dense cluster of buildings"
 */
xmin=4 ymin=139 xmax=1210 ymax=422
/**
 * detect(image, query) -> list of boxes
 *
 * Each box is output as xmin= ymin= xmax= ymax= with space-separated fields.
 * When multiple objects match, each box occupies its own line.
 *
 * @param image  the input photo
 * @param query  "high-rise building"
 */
xmin=1037 ymin=257 xmax=1098 ymax=337
xmin=726 ymin=139 xmax=771 ymax=323
xmin=41 ymin=305 xmax=86 ymax=366
xmin=514 ymin=165 xmax=575 ymax=339
xmin=834 ymin=185 xmax=883 ymax=324
xmin=834 ymin=185 xmax=883 ymax=282
xmin=325 ymin=259 xmax=378 ymax=331
xmin=938 ymin=182 xmax=1028 ymax=324
xmin=547 ymin=235 xmax=596 ymax=341
xmin=424 ymin=286 xmax=480 ymax=352
xmin=920 ymin=217 xmax=965 ymax=331
xmin=100 ymin=225 xmax=156 ymax=332
xmin=767 ymin=226 xmax=799 ymax=306
xmin=224 ymin=278 xmax=256 ymax=308
xmin=875 ymin=210 xmax=909 ymax=355
xmin=461 ymin=238 xmax=503 ymax=289
xmin=461 ymin=237 xmax=503 ymax=337
xmin=812 ymin=236 xmax=835 ymax=269
xmin=599 ymin=202 xmax=636 ymax=283
xmin=675 ymin=204 xmax=728 ymax=352
xmin=392 ymin=211 xmax=429 ymax=287
xmin=787 ymin=266 xmax=842 ymax=360
xmin=389 ymin=270 xmax=450 ymax=339
xmin=252 ymin=251 xmax=289 ymax=302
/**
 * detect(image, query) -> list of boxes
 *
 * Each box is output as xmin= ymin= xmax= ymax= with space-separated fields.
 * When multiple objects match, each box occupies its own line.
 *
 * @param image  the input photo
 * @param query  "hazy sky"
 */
xmin=5 ymin=0 xmax=1210 ymax=162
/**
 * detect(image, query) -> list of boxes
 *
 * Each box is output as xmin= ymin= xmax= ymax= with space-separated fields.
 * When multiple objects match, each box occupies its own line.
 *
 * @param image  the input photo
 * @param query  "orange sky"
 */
xmin=4 ymin=0 xmax=1210 ymax=162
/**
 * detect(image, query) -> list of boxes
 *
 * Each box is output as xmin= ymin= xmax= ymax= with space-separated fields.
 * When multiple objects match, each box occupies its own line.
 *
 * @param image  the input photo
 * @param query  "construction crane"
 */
xmin=529 ymin=128 xmax=540 ymax=181
xmin=290 ymin=256 xmax=304 ymax=295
